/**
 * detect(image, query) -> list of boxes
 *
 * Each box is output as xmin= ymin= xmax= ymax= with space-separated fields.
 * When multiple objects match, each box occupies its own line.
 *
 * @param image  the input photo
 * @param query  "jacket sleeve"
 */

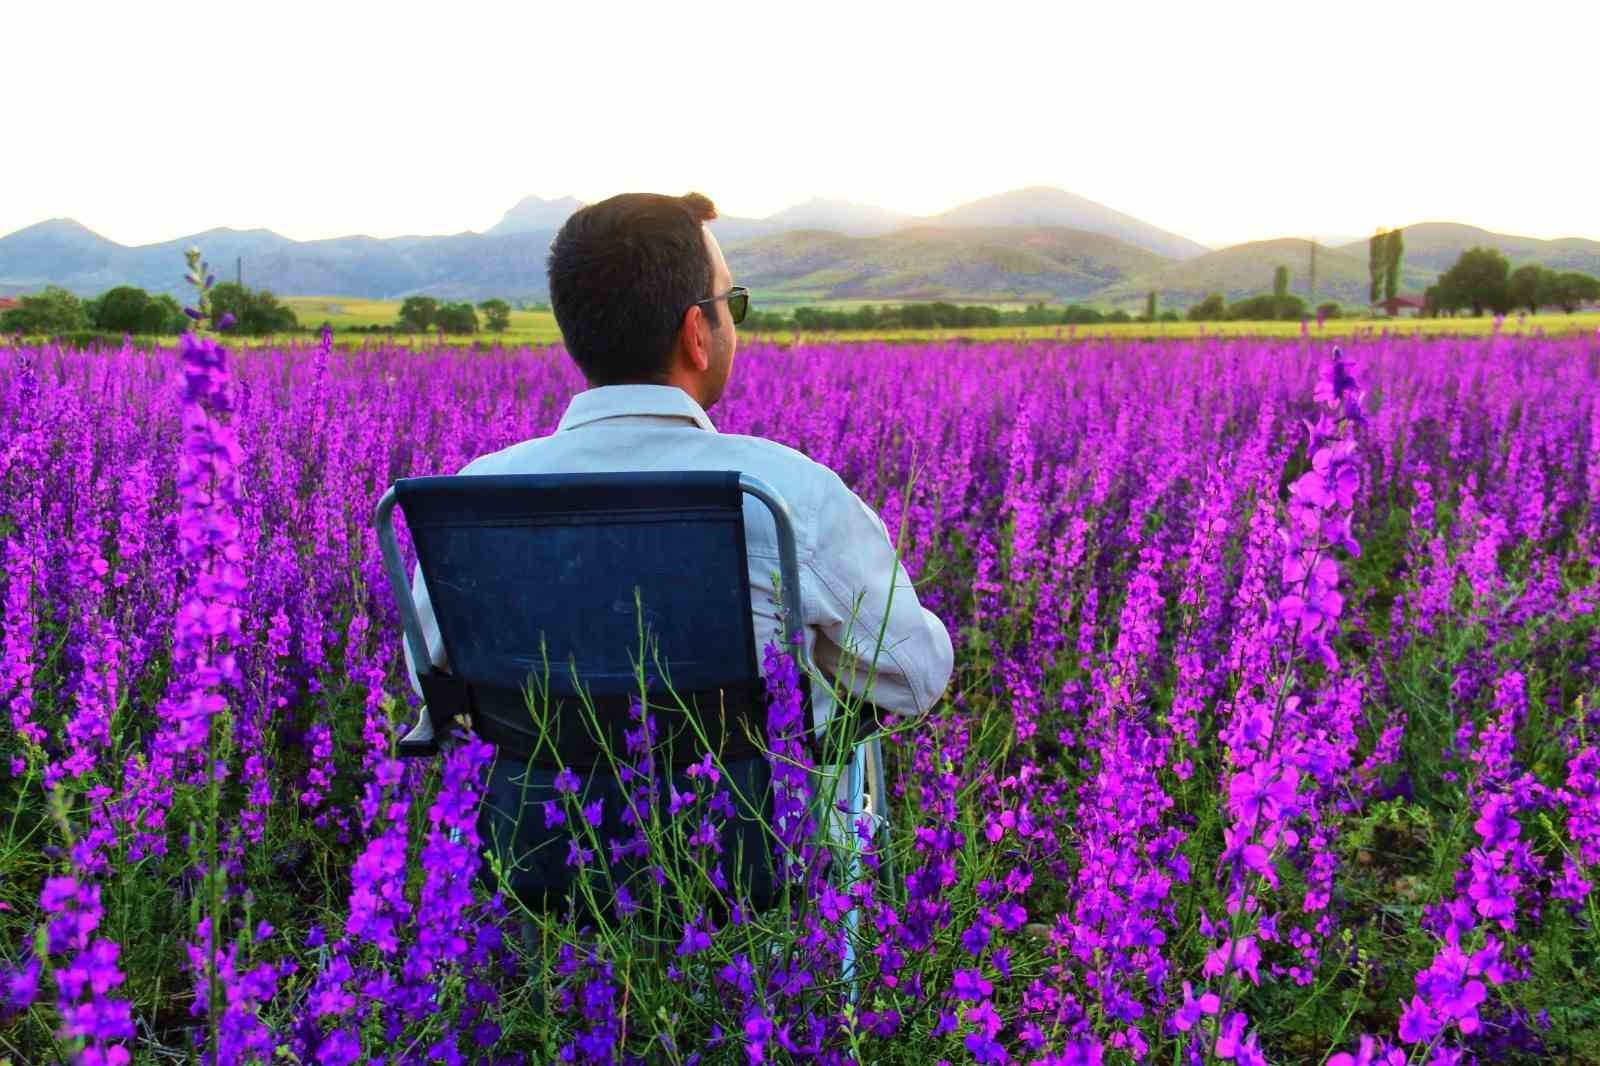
xmin=803 ymin=472 xmax=954 ymax=716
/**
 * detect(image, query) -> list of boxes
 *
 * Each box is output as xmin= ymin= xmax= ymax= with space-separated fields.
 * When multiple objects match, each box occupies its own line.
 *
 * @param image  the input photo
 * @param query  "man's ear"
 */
xmin=679 ymin=305 xmax=712 ymax=373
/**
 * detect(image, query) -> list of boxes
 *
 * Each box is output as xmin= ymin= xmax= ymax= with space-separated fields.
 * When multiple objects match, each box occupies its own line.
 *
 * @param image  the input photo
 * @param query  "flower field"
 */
xmin=2 ymin=329 xmax=1599 ymax=1065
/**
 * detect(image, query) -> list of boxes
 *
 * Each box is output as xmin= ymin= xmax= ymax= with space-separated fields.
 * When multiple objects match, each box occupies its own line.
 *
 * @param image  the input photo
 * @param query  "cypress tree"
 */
xmin=1369 ymin=228 xmax=1387 ymax=305
xmin=1384 ymin=228 xmax=1405 ymax=304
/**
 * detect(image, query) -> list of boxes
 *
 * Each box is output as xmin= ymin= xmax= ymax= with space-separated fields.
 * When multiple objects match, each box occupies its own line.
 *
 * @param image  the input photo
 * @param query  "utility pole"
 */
xmin=1308 ymin=240 xmax=1317 ymax=306
xmin=237 ymin=257 xmax=242 ymax=288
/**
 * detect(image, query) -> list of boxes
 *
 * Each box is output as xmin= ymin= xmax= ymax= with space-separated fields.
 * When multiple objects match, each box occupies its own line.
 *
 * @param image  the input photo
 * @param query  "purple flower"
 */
xmin=1 ymin=956 xmax=40 ymax=1018
xmin=1214 ymin=1012 xmax=1249 ymax=1058
xmin=1203 ymin=936 xmax=1261 ymax=986
xmin=965 ymin=998 xmax=1003 ymax=1039
xmin=677 ymin=914 xmax=713 ymax=956
xmin=1327 ymin=1036 xmax=1408 ymax=1066
xmin=744 ymin=1011 xmax=773 ymax=1063
xmin=1226 ymin=763 xmax=1300 ymax=827
xmin=965 ymin=1031 xmax=1008 ymax=1065
xmin=316 ymin=1027 xmax=363 ymax=1066
xmin=1473 ymin=795 xmax=1521 ymax=848
xmin=1398 ymin=996 xmax=1442 ymax=1043
xmin=685 ymin=750 xmax=721 ymax=784
xmin=1466 ymin=848 xmax=1518 ymax=922
xmin=953 ymin=968 xmax=994 ymax=1002
xmin=1173 ymin=981 xmax=1219 ymax=1032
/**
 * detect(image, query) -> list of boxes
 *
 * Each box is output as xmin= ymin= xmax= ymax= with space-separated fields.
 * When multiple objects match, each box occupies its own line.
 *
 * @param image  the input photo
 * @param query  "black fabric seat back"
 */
xmin=395 ymin=471 xmax=765 ymax=768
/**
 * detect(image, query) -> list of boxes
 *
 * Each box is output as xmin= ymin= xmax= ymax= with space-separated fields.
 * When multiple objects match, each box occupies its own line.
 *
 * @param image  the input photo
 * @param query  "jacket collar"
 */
xmin=556 ymin=384 xmax=718 ymax=434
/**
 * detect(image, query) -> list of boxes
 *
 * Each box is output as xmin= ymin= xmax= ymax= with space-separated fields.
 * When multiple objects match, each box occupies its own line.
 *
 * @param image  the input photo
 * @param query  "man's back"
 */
xmin=407 ymin=383 xmax=954 ymax=723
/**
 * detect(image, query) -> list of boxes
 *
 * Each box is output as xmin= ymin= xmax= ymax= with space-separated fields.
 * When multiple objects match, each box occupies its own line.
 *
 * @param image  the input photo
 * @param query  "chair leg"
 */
xmin=862 ymin=736 xmax=894 ymax=889
xmin=806 ymin=741 xmax=890 ymax=1004
xmin=840 ymin=748 xmax=865 ymax=1002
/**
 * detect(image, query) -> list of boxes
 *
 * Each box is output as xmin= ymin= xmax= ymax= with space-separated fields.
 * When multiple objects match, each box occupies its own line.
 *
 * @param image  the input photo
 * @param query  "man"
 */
xmin=405 ymin=191 xmax=952 ymax=910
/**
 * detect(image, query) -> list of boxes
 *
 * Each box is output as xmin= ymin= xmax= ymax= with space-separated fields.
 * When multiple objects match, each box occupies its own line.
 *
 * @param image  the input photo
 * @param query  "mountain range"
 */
xmin=3 ymin=188 xmax=1597 ymax=310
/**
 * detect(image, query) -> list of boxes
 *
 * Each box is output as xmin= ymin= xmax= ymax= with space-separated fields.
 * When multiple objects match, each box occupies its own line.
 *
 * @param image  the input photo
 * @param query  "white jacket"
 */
xmin=405 ymin=384 xmax=954 ymax=724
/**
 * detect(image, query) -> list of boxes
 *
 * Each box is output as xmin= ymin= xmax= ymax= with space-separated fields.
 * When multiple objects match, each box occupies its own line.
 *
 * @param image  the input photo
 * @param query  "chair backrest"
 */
xmin=379 ymin=471 xmax=801 ymax=768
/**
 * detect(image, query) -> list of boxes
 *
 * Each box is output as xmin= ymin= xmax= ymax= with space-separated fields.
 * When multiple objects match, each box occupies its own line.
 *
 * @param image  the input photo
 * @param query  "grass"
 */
xmin=751 ymin=310 xmax=1600 ymax=344
xmin=42 ymin=300 xmax=1600 ymax=349
xmin=283 ymin=296 xmax=1600 ymax=343
xmin=281 ymin=296 xmax=564 ymax=343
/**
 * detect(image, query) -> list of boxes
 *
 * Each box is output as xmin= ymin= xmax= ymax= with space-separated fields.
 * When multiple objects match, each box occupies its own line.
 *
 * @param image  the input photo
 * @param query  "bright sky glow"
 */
xmin=5 ymin=0 xmax=1598 ymax=249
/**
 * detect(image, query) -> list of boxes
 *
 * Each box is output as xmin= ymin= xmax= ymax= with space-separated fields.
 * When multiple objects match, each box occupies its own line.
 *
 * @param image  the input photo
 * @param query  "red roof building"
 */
xmin=1374 ymin=294 xmax=1426 ymax=317
xmin=0 ymin=297 xmax=19 ymax=312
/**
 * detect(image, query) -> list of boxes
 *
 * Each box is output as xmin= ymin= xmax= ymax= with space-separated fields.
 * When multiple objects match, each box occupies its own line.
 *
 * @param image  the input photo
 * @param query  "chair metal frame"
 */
xmin=373 ymin=471 xmax=889 ymax=992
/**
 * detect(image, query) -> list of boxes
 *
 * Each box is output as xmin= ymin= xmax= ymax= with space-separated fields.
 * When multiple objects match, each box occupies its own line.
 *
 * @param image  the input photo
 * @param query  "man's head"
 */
xmin=546 ymin=191 xmax=739 ymax=410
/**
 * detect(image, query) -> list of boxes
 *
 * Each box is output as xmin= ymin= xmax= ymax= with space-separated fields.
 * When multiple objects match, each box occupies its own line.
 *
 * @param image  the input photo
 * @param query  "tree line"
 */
xmin=0 ymin=284 xmax=531 ymax=339
xmin=0 ymin=283 xmax=298 ymax=336
xmin=387 ymin=296 xmax=512 ymax=335
xmin=1424 ymin=250 xmax=1599 ymax=317
xmin=1182 ymin=264 xmax=1345 ymax=323
xmin=1181 ymin=241 xmax=1599 ymax=322
xmin=742 ymin=302 xmax=1161 ymax=332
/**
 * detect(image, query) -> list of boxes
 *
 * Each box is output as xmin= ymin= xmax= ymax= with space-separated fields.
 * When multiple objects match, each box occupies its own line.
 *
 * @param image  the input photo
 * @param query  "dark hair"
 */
xmin=546 ymin=192 xmax=720 ymax=385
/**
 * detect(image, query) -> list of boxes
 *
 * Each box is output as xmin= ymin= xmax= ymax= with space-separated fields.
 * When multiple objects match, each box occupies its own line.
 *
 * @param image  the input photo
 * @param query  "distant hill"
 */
xmin=0 ymin=220 xmax=305 ymax=296
xmin=0 ymin=219 xmax=127 ymax=295
xmin=728 ymin=225 xmax=1170 ymax=303
xmin=1338 ymin=223 xmax=1600 ymax=277
xmin=6 ymin=191 xmax=1594 ymax=309
xmin=0 ymin=220 xmax=566 ymax=302
xmin=485 ymin=193 xmax=793 ymax=246
xmin=763 ymin=198 xmax=912 ymax=237
xmin=1094 ymin=238 xmax=1440 ymax=310
xmin=485 ymin=195 xmax=584 ymax=236
xmin=0 ymin=186 xmax=1199 ymax=303
xmin=923 ymin=187 xmax=1212 ymax=261
xmin=0 ymin=219 xmax=120 ymax=274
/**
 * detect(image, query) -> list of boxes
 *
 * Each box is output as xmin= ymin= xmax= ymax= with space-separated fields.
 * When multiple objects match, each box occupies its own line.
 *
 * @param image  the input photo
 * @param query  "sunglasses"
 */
xmin=688 ymin=285 xmax=749 ymax=326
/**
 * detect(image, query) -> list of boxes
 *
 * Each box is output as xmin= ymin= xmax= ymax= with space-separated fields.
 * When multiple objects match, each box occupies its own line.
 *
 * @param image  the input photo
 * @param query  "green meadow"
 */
xmin=275 ymin=297 xmax=1600 ymax=348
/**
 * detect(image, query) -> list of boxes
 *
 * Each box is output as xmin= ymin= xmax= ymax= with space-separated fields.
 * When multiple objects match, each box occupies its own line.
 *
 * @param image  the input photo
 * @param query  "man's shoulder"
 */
xmin=722 ymin=432 xmax=870 ymax=510
xmin=713 ymin=431 xmax=838 ymax=481
xmin=456 ymin=440 xmax=538 ymax=476
xmin=455 ymin=429 xmax=847 ymax=494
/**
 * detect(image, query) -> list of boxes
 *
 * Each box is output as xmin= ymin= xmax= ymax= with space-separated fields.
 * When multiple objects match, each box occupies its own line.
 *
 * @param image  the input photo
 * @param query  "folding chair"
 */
xmin=373 ymin=471 xmax=889 ymax=985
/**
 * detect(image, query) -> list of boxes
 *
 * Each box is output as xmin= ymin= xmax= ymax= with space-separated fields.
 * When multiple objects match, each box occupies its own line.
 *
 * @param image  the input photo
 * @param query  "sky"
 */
xmin=5 ymin=0 xmax=1598 ymax=250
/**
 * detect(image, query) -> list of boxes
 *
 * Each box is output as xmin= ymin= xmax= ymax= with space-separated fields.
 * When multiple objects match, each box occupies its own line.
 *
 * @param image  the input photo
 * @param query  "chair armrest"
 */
xmin=398 ymin=711 xmax=439 ymax=758
xmin=397 ymin=670 xmax=475 ymax=759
